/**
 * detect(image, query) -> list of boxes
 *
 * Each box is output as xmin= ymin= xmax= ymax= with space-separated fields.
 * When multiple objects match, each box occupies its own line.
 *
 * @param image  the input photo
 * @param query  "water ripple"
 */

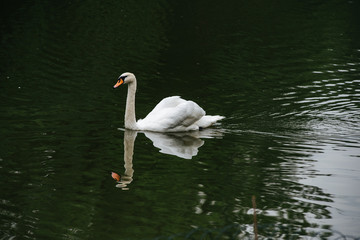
xmin=272 ymin=56 xmax=360 ymax=136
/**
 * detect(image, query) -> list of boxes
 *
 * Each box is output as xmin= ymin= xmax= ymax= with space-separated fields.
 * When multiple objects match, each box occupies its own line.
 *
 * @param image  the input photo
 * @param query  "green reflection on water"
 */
xmin=1 ymin=0 xmax=360 ymax=239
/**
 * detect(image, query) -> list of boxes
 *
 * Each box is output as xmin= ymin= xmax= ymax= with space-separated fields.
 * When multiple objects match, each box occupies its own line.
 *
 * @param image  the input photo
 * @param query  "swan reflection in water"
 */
xmin=112 ymin=128 xmax=224 ymax=189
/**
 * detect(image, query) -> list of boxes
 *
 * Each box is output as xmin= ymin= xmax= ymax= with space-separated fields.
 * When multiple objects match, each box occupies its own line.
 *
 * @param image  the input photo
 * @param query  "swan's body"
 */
xmin=114 ymin=72 xmax=224 ymax=132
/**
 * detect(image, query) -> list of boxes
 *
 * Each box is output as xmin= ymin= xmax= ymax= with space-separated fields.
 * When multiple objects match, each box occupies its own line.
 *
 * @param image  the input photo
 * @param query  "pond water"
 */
xmin=1 ymin=0 xmax=360 ymax=239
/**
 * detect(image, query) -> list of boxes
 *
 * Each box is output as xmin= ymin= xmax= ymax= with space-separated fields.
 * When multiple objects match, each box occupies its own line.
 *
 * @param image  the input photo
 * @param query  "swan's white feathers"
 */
xmin=195 ymin=115 xmax=225 ymax=128
xmin=137 ymin=96 xmax=206 ymax=132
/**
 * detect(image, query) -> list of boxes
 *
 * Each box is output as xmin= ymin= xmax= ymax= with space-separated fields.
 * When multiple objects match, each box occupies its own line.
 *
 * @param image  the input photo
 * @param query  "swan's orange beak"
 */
xmin=113 ymin=79 xmax=124 ymax=88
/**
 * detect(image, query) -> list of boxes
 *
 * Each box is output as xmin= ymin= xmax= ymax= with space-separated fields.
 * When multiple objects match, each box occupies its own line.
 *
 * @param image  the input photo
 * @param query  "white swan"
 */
xmin=113 ymin=72 xmax=224 ymax=132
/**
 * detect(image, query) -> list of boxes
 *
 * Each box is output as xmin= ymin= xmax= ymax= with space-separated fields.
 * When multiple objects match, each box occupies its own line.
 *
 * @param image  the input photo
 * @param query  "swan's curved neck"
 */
xmin=125 ymin=80 xmax=138 ymax=130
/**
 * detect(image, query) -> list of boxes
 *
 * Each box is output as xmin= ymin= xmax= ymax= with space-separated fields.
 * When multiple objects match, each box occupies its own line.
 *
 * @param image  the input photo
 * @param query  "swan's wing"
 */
xmin=144 ymin=96 xmax=185 ymax=119
xmin=170 ymin=100 xmax=205 ymax=127
xmin=137 ymin=96 xmax=205 ymax=132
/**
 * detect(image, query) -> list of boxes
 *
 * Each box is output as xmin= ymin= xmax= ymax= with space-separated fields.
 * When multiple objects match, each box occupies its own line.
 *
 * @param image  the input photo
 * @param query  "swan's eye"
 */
xmin=118 ymin=75 xmax=128 ymax=80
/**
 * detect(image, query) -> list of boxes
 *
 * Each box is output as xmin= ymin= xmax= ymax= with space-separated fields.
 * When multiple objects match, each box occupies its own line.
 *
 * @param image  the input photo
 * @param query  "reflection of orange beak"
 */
xmin=113 ymin=79 xmax=124 ymax=88
xmin=111 ymin=172 xmax=121 ymax=182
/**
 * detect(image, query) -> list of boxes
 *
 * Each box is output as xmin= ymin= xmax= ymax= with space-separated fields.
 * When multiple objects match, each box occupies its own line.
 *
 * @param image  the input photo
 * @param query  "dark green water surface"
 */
xmin=1 ymin=0 xmax=360 ymax=239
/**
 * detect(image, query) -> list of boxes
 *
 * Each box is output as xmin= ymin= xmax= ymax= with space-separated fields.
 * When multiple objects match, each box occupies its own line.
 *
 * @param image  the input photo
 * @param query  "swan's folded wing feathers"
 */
xmin=137 ymin=98 xmax=205 ymax=131
xmin=143 ymin=96 xmax=184 ymax=120
xmin=150 ymin=101 xmax=204 ymax=129
xmin=177 ymin=101 xmax=205 ymax=127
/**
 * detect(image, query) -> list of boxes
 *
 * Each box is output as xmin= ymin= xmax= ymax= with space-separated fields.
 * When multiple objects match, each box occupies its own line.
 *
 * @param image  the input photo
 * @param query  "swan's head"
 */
xmin=113 ymin=72 xmax=136 ymax=88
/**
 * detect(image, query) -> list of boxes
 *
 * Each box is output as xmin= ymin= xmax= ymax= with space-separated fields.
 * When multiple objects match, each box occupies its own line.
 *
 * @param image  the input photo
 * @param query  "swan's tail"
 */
xmin=196 ymin=115 xmax=225 ymax=129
